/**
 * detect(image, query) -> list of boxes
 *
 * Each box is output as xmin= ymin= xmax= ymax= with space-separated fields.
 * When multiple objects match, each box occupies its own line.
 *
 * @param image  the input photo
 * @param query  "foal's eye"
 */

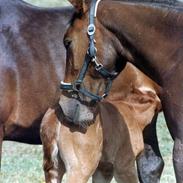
xmin=64 ymin=38 xmax=72 ymax=49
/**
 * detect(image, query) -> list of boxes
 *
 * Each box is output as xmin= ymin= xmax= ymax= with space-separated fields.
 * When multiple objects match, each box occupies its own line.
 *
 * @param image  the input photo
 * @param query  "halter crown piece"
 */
xmin=60 ymin=0 xmax=117 ymax=102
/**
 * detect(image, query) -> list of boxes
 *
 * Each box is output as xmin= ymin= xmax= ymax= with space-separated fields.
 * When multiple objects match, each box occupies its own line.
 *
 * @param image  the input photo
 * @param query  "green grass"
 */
xmin=1 ymin=143 xmax=44 ymax=183
xmin=157 ymin=113 xmax=175 ymax=183
xmin=25 ymin=0 xmax=69 ymax=7
xmin=0 ymin=113 xmax=175 ymax=183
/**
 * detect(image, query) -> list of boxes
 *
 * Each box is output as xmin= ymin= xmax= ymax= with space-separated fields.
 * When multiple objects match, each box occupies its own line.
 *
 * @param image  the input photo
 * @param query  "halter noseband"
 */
xmin=60 ymin=0 xmax=117 ymax=102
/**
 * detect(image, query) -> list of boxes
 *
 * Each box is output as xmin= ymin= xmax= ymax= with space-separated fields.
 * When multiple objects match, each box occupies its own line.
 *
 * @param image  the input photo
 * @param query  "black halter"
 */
xmin=60 ymin=0 xmax=117 ymax=102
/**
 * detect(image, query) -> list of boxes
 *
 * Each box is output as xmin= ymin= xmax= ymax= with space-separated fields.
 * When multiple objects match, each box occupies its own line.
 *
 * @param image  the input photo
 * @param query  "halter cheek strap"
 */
xmin=60 ymin=0 xmax=117 ymax=102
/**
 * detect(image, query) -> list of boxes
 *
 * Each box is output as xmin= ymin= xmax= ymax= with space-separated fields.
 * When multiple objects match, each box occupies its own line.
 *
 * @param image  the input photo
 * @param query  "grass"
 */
xmin=1 ymin=144 xmax=44 ymax=183
xmin=157 ymin=113 xmax=175 ymax=183
xmin=25 ymin=0 xmax=69 ymax=7
xmin=0 ymin=1 xmax=176 ymax=183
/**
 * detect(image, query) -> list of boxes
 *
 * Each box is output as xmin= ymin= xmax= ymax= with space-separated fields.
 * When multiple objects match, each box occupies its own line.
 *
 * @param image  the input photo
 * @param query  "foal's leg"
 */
xmin=41 ymin=109 xmax=65 ymax=183
xmin=113 ymin=146 xmax=138 ymax=183
xmin=137 ymin=113 xmax=164 ymax=183
xmin=92 ymin=162 xmax=114 ymax=183
xmin=42 ymin=141 xmax=65 ymax=183
xmin=59 ymin=116 xmax=103 ymax=183
xmin=114 ymin=156 xmax=138 ymax=183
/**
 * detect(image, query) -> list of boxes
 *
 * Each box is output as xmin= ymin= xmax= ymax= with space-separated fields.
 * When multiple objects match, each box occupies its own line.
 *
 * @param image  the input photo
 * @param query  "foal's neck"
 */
xmin=98 ymin=1 xmax=183 ymax=85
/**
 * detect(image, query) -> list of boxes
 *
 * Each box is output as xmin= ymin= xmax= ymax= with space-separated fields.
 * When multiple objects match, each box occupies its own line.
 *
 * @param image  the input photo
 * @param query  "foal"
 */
xmin=41 ymin=63 xmax=161 ymax=183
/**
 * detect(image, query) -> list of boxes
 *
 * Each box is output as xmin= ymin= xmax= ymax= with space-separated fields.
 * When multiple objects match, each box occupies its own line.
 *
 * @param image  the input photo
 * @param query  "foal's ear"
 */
xmin=68 ymin=0 xmax=91 ymax=13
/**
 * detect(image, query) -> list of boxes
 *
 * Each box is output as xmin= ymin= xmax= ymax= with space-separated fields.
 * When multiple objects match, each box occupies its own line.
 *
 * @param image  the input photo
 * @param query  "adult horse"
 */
xmin=60 ymin=0 xmax=183 ymax=182
xmin=0 ymin=0 xmax=74 ymax=165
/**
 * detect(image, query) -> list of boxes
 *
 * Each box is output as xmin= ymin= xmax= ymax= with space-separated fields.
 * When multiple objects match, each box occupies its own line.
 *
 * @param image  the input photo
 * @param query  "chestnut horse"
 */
xmin=60 ymin=0 xmax=183 ymax=182
xmin=41 ymin=63 xmax=161 ymax=183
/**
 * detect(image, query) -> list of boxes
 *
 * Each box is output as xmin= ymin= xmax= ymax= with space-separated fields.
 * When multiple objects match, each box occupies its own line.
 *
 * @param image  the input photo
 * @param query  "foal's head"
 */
xmin=60 ymin=0 xmax=130 ymax=126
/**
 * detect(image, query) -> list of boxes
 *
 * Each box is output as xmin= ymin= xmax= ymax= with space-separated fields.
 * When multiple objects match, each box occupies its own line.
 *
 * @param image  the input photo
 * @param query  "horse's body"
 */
xmin=41 ymin=63 xmax=161 ymax=183
xmin=0 ymin=0 xmax=172 ymax=182
xmin=0 ymin=0 xmax=74 ymax=163
xmin=63 ymin=1 xmax=183 ymax=182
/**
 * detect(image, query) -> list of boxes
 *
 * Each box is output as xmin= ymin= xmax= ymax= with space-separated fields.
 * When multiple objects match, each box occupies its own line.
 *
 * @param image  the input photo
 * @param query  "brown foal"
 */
xmin=41 ymin=63 xmax=161 ymax=183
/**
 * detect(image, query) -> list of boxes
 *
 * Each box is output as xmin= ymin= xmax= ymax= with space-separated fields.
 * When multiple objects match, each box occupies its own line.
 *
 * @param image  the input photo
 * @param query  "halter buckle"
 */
xmin=95 ymin=64 xmax=103 ymax=71
xmin=87 ymin=24 xmax=96 ymax=36
xmin=102 ymin=93 xmax=108 ymax=98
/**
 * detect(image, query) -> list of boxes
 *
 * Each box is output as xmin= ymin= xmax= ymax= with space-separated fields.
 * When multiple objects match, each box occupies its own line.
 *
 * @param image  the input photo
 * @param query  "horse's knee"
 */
xmin=136 ymin=144 xmax=164 ymax=183
xmin=173 ymin=138 xmax=183 ymax=182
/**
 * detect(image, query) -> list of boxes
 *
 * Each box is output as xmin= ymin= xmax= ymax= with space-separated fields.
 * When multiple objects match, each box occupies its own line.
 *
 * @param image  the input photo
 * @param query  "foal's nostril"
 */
xmin=75 ymin=83 xmax=81 ymax=91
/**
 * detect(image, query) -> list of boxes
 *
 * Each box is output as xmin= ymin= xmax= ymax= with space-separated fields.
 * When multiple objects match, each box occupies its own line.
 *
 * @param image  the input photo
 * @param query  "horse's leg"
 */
xmin=42 ymin=132 xmax=65 ymax=183
xmin=113 ymin=146 xmax=138 ymax=183
xmin=136 ymin=113 xmax=164 ymax=183
xmin=92 ymin=162 xmax=114 ymax=183
xmin=113 ymin=159 xmax=138 ymax=183
xmin=62 ymin=141 xmax=102 ymax=183
xmin=65 ymin=170 xmax=91 ymax=183
xmin=59 ymin=116 xmax=103 ymax=183
xmin=41 ymin=108 xmax=65 ymax=183
xmin=173 ymin=138 xmax=183 ymax=183
xmin=43 ymin=144 xmax=65 ymax=183
xmin=63 ymin=153 xmax=101 ymax=183
xmin=162 ymin=94 xmax=183 ymax=183
xmin=0 ymin=124 xmax=4 ymax=170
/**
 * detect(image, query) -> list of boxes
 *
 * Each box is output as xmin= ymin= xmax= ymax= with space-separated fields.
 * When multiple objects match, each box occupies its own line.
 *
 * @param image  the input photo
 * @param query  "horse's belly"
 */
xmin=4 ymin=118 xmax=41 ymax=144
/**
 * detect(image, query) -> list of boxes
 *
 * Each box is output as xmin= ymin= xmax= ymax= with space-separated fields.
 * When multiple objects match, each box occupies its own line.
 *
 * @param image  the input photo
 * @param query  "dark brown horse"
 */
xmin=61 ymin=0 xmax=183 ymax=182
xmin=0 ymin=0 xmax=74 ymax=165
xmin=0 ymin=0 xmax=172 ymax=182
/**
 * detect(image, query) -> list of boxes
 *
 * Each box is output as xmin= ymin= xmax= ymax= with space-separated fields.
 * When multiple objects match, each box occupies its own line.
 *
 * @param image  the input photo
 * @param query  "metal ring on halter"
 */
xmin=102 ymin=93 xmax=108 ymax=98
xmin=95 ymin=64 xmax=103 ymax=71
xmin=87 ymin=24 xmax=96 ymax=36
xmin=91 ymin=57 xmax=101 ymax=67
